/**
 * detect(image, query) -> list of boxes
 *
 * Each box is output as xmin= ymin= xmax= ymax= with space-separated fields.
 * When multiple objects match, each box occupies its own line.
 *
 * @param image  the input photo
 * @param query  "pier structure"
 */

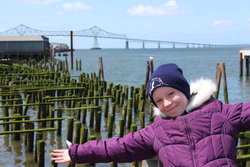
xmin=239 ymin=50 xmax=250 ymax=76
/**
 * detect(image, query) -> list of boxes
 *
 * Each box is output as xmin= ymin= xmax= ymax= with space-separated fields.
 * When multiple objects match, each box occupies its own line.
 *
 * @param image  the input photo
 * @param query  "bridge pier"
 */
xmin=125 ymin=40 xmax=129 ymax=49
xmin=173 ymin=43 xmax=175 ymax=48
xmin=142 ymin=41 xmax=145 ymax=49
xmin=158 ymin=42 xmax=160 ymax=49
xmin=91 ymin=36 xmax=101 ymax=49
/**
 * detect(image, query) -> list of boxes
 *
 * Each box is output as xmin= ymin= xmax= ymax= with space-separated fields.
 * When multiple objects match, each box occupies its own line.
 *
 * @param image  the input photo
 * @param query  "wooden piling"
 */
xmin=246 ymin=57 xmax=249 ymax=76
xmin=57 ymin=108 xmax=62 ymax=136
xmin=127 ymin=107 xmax=132 ymax=130
xmin=103 ymin=99 xmax=109 ymax=118
xmin=79 ymin=59 xmax=82 ymax=71
xmin=35 ymin=132 xmax=43 ymax=162
xmin=215 ymin=63 xmax=229 ymax=104
xmin=37 ymin=140 xmax=45 ymax=167
xmin=240 ymin=52 xmax=243 ymax=77
xmin=80 ymin=126 xmax=88 ymax=144
xmin=214 ymin=63 xmax=221 ymax=99
xmin=122 ymin=104 xmax=127 ymax=124
xmin=221 ymin=63 xmax=229 ymax=104
xmin=13 ymin=114 xmax=21 ymax=140
xmin=139 ymin=112 xmax=145 ymax=129
xmin=81 ymin=108 xmax=87 ymax=125
xmin=26 ymin=122 xmax=35 ymax=152
xmin=74 ymin=121 xmax=81 ymax=144
xmin=108 ymin=114 xmax=114 ymax=138
xmin=118 ymin=119 xmax=125 ymax=137
xmin=98 ymin=57 xmax=104 ymax=81
xmin=49 ymin=106 xmax=55 ymax=127
xmin=95 ymin=111 xmax=102 ymax=132
xmin=89 ymin=108 xmax=95 ymax=128
xmin=67 ymin=117 xmax=74 ymax=142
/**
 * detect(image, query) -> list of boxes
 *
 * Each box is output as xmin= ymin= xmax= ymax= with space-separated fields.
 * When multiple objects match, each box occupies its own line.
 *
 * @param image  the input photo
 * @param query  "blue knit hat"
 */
xmin=147 ymin=63 xmax=190 ymax=106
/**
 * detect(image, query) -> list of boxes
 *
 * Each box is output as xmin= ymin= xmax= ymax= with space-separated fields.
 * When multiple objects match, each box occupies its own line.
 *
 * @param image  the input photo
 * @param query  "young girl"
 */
xmin=50 ymin=63 xmax=250 ymax=166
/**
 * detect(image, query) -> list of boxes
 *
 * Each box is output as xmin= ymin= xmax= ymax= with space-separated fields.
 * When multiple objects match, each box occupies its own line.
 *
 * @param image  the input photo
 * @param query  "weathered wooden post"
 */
xmin=214 ymin=63 xmax=221 ymax=99
xmin=98 ymin=57 xmax=104 ymax=81
xmin=118 ymin=119 xmax=125 ymax=137
xmin=126 ymin=107 xmax=132 ymax=130
xmin=79 ymin=59 xmax=82 ymax=71
xmin=3 ymin=107 xmax=9 ymax=131
xmin=220 ymin=63 xmax=229 ymax=104
xmin=139 ymin=112 xmax=145 ymax=129
xmin=81 ymin=108 xmax=87 ymax=125
xmin=37 ymin=140 xmax=45 ymax=167
xmin=80 ymin=126 xmax=88 ymax=144
xmin=89 ymin=108 xmax=95 ymax=128
xmin=214 ymin=63 xmax=229 ymax=104
xmin=246 ymin=57 xmax=249 ymax=76
xmin=70 ymin=30 xmax=74 ymax=70
xmin=240 ymin=52 xmax=243 ymax=77
xmin=67 ymin=117 xmax=74 ymax=142
xmin=108 ymin=114 xmax=114 ymax=138
xmin=95 ymin=111 xmax=102 ymax=132
xmin=57 ymin=108 xmax=62 ymax=136
xmin=35 ymin=132 xmax=43 ymax=162
xmin=13 ymin=114 xmax=21 ymax=140
xmin=74 ymin=121 xmax=81 ymax=144
xmin=26 ymin=122 xmax=35 ymax=152
xmin=103 ymin=99 xmax=109 ymax=118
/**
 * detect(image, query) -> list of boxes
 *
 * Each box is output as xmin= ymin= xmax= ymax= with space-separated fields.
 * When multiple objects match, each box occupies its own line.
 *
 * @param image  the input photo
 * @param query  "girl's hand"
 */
xmin=50 ymin=140 xmax=72 ymax=163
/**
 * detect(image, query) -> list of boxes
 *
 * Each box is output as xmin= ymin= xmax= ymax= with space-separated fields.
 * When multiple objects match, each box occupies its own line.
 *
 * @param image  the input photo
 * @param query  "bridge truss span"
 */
xmin=0 ymin=24 xmax=248 ymax=49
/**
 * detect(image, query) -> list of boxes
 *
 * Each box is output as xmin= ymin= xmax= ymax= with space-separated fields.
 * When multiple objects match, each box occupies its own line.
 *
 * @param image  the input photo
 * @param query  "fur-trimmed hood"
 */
xmin=153 ymin=78 xmax=217 ymax=117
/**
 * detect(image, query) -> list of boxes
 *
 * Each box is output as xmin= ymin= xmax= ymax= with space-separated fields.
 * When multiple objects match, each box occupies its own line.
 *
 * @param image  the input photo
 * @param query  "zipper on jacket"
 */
xmin=184 ymin=118 xmax=197 ymax=167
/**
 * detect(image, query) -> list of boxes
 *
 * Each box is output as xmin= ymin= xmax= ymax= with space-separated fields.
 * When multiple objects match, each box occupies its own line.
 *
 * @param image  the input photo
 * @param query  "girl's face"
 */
xmin=152 ymin=86 xmax=188 ymax=117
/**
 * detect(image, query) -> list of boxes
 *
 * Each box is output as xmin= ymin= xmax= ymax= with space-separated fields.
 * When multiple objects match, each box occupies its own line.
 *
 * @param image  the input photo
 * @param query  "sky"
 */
xmin=1 ymin=0 xmax=250 ymax=49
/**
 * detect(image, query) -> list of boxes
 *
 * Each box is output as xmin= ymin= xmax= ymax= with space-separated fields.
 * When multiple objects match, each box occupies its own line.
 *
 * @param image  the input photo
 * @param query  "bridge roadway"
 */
xmin=0 ymin=24 xmax=248 ymax=49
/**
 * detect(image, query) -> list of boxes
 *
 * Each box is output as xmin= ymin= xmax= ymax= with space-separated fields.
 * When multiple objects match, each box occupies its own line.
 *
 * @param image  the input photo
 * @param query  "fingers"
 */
xmin=66 ymin=140 xmax=72 ymax=147
xmin=51 ymin=157 xmax=69 ymax=163
xmin=50 ymin=152 xmax=69 ymax=163
xmin=52 ymin=149 xmax=67 ymax=153
xmin=50 ymin=152 xmax=63 ymax=157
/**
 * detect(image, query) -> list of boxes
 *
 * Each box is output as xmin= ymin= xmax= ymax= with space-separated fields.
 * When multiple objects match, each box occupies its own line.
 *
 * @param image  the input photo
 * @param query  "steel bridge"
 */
xmin=0 ymin=24 xmax=248 ymax=49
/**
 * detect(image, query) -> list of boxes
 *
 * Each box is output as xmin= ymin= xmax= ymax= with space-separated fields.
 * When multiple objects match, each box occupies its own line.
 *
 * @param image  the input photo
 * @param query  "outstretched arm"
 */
xmin=50 ymin=140 xmax=72 ymax=163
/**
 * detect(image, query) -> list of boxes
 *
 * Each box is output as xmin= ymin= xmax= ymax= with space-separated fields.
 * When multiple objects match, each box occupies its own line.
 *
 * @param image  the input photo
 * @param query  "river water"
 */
xmin=70 ymin=48 xmax=250 ymax=103
xmin=0 ymin=47 xmax=250 ymax=167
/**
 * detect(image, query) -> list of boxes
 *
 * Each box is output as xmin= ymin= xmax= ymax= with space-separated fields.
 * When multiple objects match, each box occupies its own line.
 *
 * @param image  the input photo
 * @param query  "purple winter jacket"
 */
xmin=68 ymin=79 xmax=250 ymax=166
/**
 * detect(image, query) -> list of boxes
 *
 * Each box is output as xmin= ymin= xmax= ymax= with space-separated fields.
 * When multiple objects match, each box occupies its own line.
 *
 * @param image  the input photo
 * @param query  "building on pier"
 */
xmin=0 ymin=36 xmax=50 ymax=60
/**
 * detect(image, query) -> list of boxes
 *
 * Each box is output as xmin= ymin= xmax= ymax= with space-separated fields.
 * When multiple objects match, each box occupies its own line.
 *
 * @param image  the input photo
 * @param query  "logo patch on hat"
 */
xmin=150 ymin=77 xmax=167 ymax=95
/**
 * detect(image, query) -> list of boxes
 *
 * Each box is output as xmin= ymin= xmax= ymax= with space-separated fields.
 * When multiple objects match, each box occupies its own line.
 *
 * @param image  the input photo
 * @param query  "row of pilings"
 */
xmin=0 ymin=55 xmax=154 ymax=167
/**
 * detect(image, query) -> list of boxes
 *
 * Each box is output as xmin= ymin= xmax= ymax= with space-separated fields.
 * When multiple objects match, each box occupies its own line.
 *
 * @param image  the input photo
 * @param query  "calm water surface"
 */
xmin=1 ymin=48 xmax=250 ymax=167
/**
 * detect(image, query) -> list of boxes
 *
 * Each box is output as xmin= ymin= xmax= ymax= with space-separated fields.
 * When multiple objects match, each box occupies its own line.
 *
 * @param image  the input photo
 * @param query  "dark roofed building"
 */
xmin=0 ymin=36 xmax=50 ymax=60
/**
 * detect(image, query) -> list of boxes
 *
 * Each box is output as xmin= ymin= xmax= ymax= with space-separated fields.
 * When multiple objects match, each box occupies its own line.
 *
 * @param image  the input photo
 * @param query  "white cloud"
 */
xmin=213 ymin=20 xmax=233 ymax=26
xmin=21 ymin=0 xmax=61 ymax=4
xmin=127 ymin=5 xmax=167 ymax=16
xmin=164 ymin=0 xmax=177 ymax=7
xmin=62 ymin=2 xmax=92 ymax=11
xmin=127 ymin=0 xmax=192 ymax=16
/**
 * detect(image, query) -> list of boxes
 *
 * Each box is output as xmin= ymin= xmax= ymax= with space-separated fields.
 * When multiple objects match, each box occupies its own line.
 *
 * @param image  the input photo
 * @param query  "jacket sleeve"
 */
xmin=221 ymin=101 xmax=250 ymax=132
xmin=68 ymin=124 xmax=156 ymax=164
xmin=240 ymin=102 xmax=250 ymax=131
